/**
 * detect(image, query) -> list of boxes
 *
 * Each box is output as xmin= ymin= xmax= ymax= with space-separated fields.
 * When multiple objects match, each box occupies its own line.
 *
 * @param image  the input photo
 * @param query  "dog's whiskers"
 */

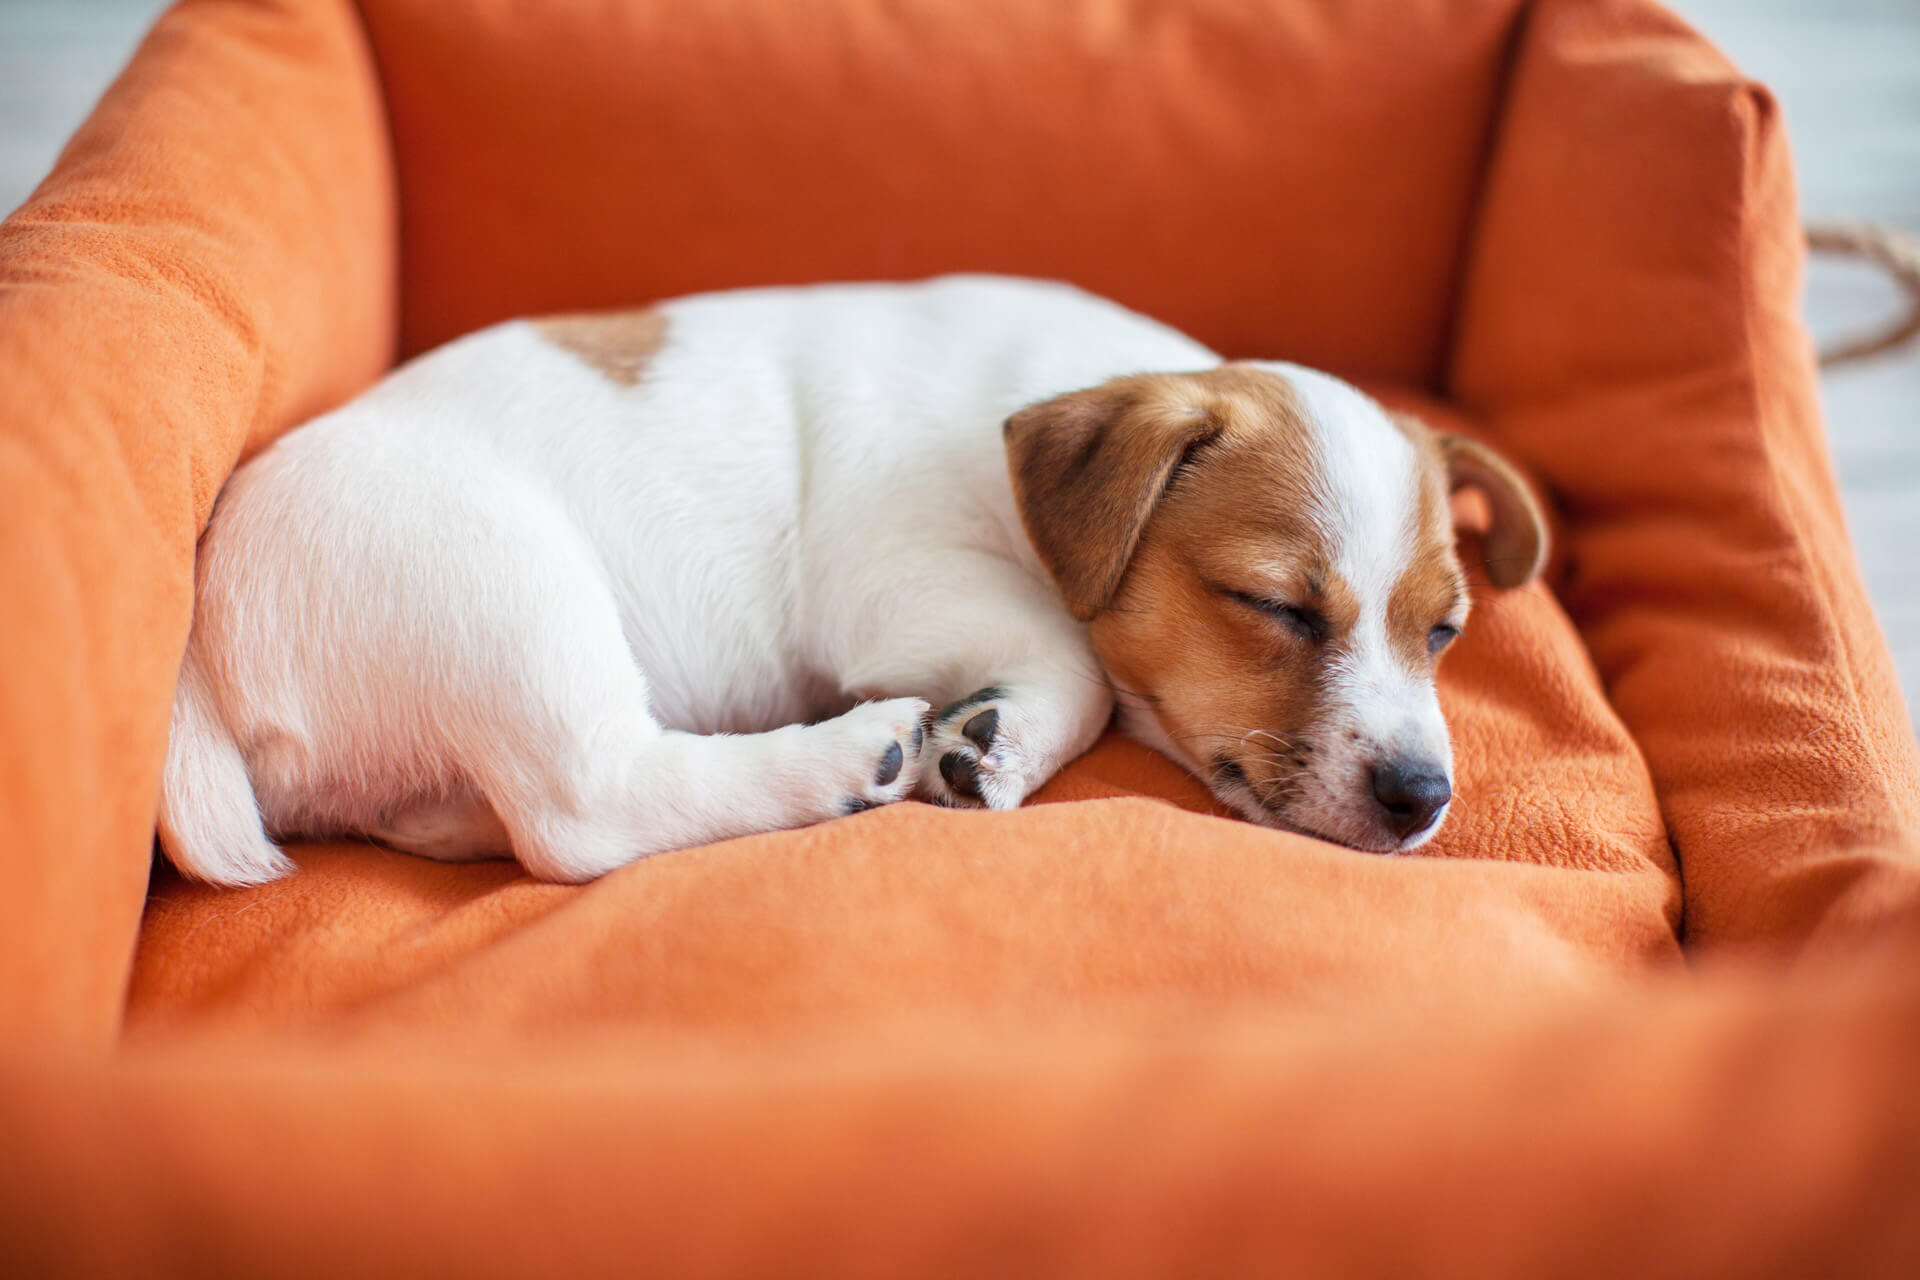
xmin=1183 ymin=724 xmax=1315 ymax=765
xmin=1182 ymin=722 xmax=1316 ymax=817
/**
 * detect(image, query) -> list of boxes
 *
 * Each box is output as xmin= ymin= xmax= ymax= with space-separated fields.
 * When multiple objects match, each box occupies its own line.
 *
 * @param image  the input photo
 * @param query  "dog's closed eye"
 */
xmin=1223 ymin=590 xmax=1329 ymax=645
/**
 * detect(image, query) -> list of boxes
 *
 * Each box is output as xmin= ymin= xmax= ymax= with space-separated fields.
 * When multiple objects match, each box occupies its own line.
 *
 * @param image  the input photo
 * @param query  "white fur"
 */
xmin=159 ymin=275 xmax=1452 ymax=885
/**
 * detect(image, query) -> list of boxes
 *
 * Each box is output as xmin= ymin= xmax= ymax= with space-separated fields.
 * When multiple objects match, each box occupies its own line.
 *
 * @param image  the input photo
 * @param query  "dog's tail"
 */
xmin=156 ymin=643 xmax=292 ymax=887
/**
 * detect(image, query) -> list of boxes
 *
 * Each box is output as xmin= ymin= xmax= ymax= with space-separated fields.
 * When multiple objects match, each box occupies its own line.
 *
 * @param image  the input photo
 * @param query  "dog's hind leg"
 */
xmin=473 ymin=694 xmax=930 ymax=883
xmin=433 ymin=508 xmax=923 ymax=881
xmin=377 ymin=701 xmax=929 ymax=880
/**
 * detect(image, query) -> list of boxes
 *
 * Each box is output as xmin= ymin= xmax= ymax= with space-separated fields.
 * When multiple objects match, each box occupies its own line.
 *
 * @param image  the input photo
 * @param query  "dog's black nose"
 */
xmin=1370 ymin=761 xmax=1451 ymax=840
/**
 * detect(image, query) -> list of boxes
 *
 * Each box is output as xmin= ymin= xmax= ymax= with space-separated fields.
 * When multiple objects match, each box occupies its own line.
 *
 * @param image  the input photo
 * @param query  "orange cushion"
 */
xmin=126 ymin=389 xmax=1679 ymax=1039
xmin=3 ymin=0 xmax=1919 ymax=1271
xmin=362 ymin=0 xmax=1518 ymax=382
xmin=0 ymin=0 xmax=396 ymax=1045
xmin=1450 ymin=0 xmax=1920 ymax=950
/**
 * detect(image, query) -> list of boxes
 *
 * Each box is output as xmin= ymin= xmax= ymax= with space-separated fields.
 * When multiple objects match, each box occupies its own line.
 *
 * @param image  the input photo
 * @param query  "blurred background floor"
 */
xmin=1 ymin=0 xmax=1915 ymax=729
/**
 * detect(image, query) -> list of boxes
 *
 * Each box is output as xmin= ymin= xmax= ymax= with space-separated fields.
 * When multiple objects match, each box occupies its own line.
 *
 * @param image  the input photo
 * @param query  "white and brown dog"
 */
xmin=159 ymin=275 xmax=1546 ymax=886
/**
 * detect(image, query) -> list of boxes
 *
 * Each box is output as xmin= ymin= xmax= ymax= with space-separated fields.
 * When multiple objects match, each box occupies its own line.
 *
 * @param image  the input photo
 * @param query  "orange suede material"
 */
xmin=360 ymin=0 xmax=1520 ymax=381
xmin=1450 ymin=0 xmax=1920 ymax=953
xmin=0 ymin=0 xmax=396 ymax=1046
xmin=14 ymin=949 xmax=1920 ymax=1278
xmin=3 ymin=0 xmax=1919 ymax=1271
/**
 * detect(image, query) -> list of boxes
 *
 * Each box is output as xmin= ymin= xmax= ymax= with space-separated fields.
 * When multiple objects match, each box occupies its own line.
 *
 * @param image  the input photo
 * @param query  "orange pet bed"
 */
xmin=3 ymin=0 xmax=1919 ymax=1273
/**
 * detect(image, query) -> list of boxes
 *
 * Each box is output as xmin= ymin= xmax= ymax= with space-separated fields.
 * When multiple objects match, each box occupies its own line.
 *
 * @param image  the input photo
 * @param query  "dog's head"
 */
xmin=1005 ymin=362 xmax=1547 ymax=852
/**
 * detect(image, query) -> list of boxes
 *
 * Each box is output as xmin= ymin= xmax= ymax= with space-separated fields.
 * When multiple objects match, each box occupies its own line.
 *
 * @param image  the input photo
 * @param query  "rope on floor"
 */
xmin=1807 ymin=219 xmax=1920 ymax=367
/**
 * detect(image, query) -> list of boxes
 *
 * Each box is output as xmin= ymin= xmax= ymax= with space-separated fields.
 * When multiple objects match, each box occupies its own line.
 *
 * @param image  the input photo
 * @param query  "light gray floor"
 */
xmin=2 ymin=0 xmax=1915 ymax=729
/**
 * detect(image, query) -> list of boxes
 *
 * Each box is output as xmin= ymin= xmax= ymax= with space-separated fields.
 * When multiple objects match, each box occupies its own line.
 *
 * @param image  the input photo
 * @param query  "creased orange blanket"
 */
xmin=2 ymin=0 xmax=1918 ymax=1273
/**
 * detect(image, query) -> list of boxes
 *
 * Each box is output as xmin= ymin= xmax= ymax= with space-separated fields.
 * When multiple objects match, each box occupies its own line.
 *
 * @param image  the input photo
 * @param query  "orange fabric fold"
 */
xmin=1450 ymin=0 xmax=1920 ymax=953
xmin=0 ymin=0 xmax=396 ymax=1047
xmin=14 ymin=945 xmax=1920 ymax=1278
xmin=359 ymin=0 xmax=1522 ymax=380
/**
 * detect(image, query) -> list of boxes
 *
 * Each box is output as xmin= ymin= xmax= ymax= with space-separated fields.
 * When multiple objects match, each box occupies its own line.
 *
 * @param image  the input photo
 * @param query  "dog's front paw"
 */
xmin=917 ymin=686 xmax=1038 ymax=810
xmin=826 ymin=697 xmax=929 ymax=816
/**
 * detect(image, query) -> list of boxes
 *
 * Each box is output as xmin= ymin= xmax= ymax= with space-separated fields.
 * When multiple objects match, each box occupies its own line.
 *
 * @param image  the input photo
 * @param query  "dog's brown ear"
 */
xmin=1004 ymin=379 xmax=1219 ymax=621
xmin=1437 ymin=433 xmax=1548 ymax=589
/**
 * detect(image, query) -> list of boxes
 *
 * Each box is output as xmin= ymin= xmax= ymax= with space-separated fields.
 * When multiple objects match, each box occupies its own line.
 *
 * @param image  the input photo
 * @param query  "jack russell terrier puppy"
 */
xmin=159 ymin=275 xmax=1546 ymax=886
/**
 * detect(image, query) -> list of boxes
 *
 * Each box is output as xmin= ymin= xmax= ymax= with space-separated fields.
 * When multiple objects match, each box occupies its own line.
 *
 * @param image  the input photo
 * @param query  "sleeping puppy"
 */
xmin=159 ymin=275 xmax=1547 ymax=886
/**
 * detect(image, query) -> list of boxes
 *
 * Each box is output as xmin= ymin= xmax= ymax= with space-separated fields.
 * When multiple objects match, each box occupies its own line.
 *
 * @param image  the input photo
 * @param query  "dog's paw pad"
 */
xmin=960 ymin=708 xmax=998 ymax=751
xmin=817 ymin=697 xmax=926 ymax=822
xmin=874 ymin=740 xmax=904 ymax=787
xmin=939 ymin=749 xmax=981 ymax=799
xmin=918 ymin=686 xmax=1032 ymax=811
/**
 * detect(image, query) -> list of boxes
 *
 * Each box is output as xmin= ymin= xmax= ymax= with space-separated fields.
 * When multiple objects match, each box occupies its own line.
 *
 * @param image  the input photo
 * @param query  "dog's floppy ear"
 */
xmin=1004 ymin=378 xmax=1219 ymax=621
xmin=1436 ymin=432 xmax=1548 ymax=589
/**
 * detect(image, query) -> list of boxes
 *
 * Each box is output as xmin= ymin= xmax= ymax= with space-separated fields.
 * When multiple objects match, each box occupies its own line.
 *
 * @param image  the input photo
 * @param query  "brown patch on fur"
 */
xmin=1387 ymin=413 xmax=1472 ymax=667
xmin=534 ymin=308 xmax=668 ymax=387
xmin=1393 ymin=413 xmax=1550 ymax=591
xmin=1049 ymin=365 xmax=1340 ymax=810
xmin=1003 ymin=374 xmax=1221 ymax=620
xmin=1435 ymin=433 xmax=1548 ymax=589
